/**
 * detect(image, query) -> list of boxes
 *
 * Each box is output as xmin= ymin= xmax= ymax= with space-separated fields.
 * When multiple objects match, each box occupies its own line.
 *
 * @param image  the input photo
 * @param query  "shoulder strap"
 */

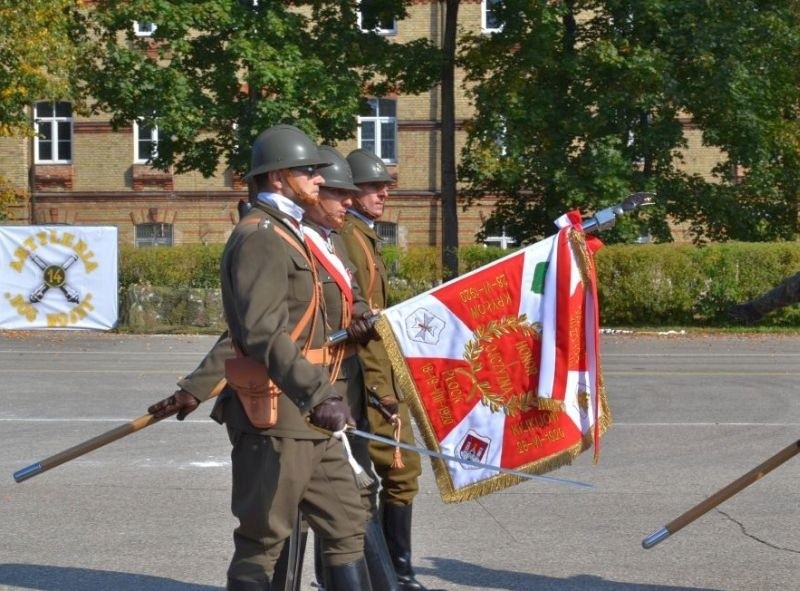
xmin=235 ymin=216 xmax=319 ymax=347
xmin=352 ymin=228 xmax=378 ymax=308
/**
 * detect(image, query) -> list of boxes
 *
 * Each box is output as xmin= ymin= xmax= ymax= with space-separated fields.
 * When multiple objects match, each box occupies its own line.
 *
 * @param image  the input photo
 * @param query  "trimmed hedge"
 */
xmin=120 ymin=244 xmax=225 ymax=290
xmin=595 ymin=241 xmax=800 ymax=326
xmin=119 ymin=241 xmax=800 ymax=327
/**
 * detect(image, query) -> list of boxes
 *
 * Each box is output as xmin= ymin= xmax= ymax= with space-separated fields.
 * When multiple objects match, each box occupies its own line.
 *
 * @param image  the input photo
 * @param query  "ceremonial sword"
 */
xmin=344 ymin=426 xmax=592 ymax=489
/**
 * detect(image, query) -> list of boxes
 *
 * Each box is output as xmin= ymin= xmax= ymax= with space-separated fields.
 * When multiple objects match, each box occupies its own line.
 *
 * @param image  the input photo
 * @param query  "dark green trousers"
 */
xmin=366 ymin=399 xmax=422 ymax=506
xmin=226 ymin=430 xmax=367 ymax=587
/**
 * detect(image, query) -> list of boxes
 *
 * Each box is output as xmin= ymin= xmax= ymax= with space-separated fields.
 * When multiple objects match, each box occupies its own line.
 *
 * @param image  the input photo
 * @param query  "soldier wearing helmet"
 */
xmin=299 ymin=146 xmax=400 ymax=591
xmin=147 ymin=125 xmax=373 ymax=591
xmin=340 ymin=149 xmax=440 ymax=591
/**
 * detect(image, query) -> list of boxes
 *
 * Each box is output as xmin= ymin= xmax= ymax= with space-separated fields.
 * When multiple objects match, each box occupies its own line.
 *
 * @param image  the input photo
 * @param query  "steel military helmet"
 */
xmin=346 ymin=148 xmax=394 ymax=185
xmin=244 ymin=124 xmax=332 ymax=180
xmin=317 ymin=146 xmax=360 ymax=192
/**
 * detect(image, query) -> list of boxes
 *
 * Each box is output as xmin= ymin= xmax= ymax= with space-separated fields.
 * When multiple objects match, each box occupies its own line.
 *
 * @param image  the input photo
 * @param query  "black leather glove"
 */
xmin=377 ymin=395 xmax=399 ymax=416
xmin=147 ymin=389 xmax=200 ymax=421
xmin=346 ymin=313 xmax=379 ymax=345
xmin=309 ymin=396 xmax=352 ymax=432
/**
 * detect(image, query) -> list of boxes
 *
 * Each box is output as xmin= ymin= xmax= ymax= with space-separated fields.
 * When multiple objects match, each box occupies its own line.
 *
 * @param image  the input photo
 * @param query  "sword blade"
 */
xmin=347 ymin=427 xmax=592 ymax=489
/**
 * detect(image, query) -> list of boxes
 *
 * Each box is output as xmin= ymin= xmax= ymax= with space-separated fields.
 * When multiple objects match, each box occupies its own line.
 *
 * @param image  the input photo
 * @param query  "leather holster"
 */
xmin=224 ymin=356 xmax=280 ymax=429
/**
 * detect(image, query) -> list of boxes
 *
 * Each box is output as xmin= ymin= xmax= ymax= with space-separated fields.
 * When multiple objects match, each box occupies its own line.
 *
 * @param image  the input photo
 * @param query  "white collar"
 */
xmin=256 ymin=192 xmax=304 ymax=224
xmin=347 ymin=208 xmax=375 ymax=229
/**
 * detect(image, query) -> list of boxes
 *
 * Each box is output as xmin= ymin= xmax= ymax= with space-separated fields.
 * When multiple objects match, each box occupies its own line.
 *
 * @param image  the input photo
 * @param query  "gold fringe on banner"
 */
xmin=374 ymin=314 xmax=613 ymax=504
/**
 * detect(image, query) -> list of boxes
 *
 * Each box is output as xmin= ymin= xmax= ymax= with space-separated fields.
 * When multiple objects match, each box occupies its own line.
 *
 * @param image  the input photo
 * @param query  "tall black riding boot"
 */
xmin=226 ymin=579 xmax=271 ymax=591
xmin=382 ymin=504 xmax=433 ymax=591
xmin=364 ymin=514 xmax=401 ymax=591
xmin=327 ymin=557 xmax=374 ymax=591
xmin=271 ymin=531 xmax=307 ymax=591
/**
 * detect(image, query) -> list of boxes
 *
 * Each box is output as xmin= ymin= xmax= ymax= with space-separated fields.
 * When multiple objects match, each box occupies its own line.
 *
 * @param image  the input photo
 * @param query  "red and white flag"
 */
xmin=376 ymin=211 xmax=610 ymax=502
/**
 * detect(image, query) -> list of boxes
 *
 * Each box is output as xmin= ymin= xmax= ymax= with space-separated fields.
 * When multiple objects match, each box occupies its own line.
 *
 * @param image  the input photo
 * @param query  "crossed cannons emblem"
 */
xmin=27 ymin=252 xmax=81 ymax=304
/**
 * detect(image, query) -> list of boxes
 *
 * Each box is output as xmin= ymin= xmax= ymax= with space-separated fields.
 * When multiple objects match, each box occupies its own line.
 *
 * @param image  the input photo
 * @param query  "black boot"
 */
xmin=226 ymin=579 xmax=271 ymax=591
xmin=327 ymin=557 xmax=374 ymax=591
xmin=271 ymin=531 xmax=307 ymax=591
xmin=382 ymin=504 xmax=437 ymax=591
xmin=364 ymin=514 xmax=401 ymax=591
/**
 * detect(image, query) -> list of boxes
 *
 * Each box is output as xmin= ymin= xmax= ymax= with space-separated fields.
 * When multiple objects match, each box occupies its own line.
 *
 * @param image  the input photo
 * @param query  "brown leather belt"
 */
xmin=304 ymin=344 xmax=357 ymax=365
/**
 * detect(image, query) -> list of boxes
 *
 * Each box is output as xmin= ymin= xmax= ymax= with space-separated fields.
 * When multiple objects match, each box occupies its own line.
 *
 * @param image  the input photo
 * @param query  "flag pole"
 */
xmin=324 ymin=192 xmax=656 ymax=348
xmin=642 ymin=439 xmax=800 ymax=549
xmin=14 ymin=383 xmax=225 ymax=483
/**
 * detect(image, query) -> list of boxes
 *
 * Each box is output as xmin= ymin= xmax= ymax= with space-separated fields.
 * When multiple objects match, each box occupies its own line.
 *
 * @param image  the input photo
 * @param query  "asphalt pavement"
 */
xmin=1 ymin=331 xmax=798 ymax=591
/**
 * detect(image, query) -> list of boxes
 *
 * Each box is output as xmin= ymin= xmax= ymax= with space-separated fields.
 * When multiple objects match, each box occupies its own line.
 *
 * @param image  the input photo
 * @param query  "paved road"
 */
xmin=1 ymin=331 xmax=798 ymax=591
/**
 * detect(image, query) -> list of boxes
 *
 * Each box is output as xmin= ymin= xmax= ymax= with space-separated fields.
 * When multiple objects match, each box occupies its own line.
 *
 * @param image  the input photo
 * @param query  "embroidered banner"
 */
xmin=376 ymin=213 xmax=610 ymax=502
xmin=0 ymin=226 xmax=118 ymax=330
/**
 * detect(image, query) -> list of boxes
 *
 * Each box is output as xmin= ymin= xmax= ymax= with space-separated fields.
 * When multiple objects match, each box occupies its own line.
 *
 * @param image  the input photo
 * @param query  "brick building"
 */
xmin=0 ymin=2 xmax=719 ymax=248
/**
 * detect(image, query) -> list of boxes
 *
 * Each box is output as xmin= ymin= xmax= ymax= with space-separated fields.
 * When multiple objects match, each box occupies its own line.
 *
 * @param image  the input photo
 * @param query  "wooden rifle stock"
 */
xmin=13 ymin=381 xmax=226 ymax=483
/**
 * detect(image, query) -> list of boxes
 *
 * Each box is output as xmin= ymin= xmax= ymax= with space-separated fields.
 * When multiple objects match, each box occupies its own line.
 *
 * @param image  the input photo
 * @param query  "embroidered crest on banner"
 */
xmin=457 ymin=430 xmax=491 ymax=469
xmin=404 ymin=308 xmax=445 ymax=345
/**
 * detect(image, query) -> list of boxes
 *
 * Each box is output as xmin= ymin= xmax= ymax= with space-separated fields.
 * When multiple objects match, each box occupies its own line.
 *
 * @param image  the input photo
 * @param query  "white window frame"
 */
xmin=34 ymin=101 xmax=73 ymax=164
xmin=133 ymin=21 xmax=157 ymax=37
xmin=357 ymin=1 xmax=397 ymax=35
xmin=133 ymin=119 xmax=159 ymax=164
xmin=357 ymin=98 xmax=397 ymax=163
xmin=482 ymin=0 xmax=503 ymax=33
xmin=135 ymin=223 xmax=173 ymax=248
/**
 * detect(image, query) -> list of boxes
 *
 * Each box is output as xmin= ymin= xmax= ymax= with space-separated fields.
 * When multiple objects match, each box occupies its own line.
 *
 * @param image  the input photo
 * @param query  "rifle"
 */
xmin=13 ymin=381 xmax=226 ymax=483
xmin=642 ymin=439 xmax=800 ymax=548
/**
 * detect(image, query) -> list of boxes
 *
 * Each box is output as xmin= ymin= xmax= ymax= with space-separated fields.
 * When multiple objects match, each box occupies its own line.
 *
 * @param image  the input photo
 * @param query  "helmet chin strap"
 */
xmin=318 ymin=199 xmax=345 ymax=230
xmin=352 ymin=198 xmax=378 ymax=221
xmin=282 ymin=170 xmax=318 ymax=206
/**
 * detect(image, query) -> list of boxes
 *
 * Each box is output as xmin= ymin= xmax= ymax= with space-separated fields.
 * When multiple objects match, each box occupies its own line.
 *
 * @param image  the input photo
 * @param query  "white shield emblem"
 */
xmin=404 ymin=307 xmax=445 ymax=345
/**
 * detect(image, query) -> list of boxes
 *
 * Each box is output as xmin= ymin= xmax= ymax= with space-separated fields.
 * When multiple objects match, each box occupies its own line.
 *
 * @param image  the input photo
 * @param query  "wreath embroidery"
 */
xmin=459 ymin=314 xmax=542 ymax=416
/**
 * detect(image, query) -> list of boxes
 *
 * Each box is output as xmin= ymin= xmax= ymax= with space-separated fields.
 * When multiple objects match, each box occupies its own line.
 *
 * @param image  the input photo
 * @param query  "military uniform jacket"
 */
xmin=340 ymin=212 xmax=403 ymax=401
xmin=178 ymin=213 xmax=371 ymax=433
xmin=212 ymin=201 xmax=337 ymax=439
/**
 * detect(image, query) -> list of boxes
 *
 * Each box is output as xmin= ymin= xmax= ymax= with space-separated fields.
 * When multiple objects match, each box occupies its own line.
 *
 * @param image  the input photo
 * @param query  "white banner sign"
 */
xmin=0 ymin=226 xmax=118 ymax=330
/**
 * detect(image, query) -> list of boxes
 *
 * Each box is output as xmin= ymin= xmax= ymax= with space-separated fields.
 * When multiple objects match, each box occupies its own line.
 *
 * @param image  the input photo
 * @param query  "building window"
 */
xmin=482 ymin=0 xmax=502 ymax=33
xmin=375 ymin=221 xmax=398 ymax=246
xmin=358 ymin=98 xmax=397 ymax=163
xmin=134 ymin=119 xmax=159 ymax=163
xmin=358 ymin=1 xmax=397 ymax=35
xmin=135 ymin=223 xmax=173 ymax=247
xmin=34 ymin=101 xmax=73 ymax=163
xmin=133 ymin=21 xmax=157 ymax=37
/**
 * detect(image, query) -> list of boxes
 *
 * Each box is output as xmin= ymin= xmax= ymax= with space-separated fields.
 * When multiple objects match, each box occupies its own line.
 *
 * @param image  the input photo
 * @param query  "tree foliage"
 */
xmin=0 ymin=0 xmax=78 ymax=137
xmin=76 ymin=0 xmax=441 ymax=177
xmin=458 ymin=0 xmax=800 ymax=244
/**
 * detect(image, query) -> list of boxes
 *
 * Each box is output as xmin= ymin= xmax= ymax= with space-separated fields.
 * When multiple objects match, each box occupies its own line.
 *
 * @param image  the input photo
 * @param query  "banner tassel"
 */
xmin=390 ymin=415 xmax=405 ymax=469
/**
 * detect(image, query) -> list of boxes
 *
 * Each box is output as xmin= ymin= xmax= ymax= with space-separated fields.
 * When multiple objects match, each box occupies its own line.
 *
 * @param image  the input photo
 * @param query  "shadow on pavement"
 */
xmin=0 ymin=564 xmax=221 ymax=591
xmin=418 ymin=557 xmax=723 ymax=591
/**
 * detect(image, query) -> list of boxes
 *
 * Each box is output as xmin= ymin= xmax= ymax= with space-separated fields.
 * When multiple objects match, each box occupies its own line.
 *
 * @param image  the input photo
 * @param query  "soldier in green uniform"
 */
xmin=148 ymin=125 xmax=372 ymax=591
xmin=729 ymin=271 xmax=800 ymax=323
xmin=340 ymin=149 xmax=438 ymax=591
xmin=148 ymin=143 xmax=397 ymax=591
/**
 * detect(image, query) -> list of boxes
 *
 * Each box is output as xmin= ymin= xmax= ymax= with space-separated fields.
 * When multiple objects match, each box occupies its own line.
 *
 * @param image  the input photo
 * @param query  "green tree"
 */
xmin=0 ymin=0 xmax=78 ymax=137
xmin=458 ymin=0 xmax=800 ymax=244
xmin=76 ymin=0 xmax=441 ymax=177
xmin=0 ymin=0 xmax=79 ymax=220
